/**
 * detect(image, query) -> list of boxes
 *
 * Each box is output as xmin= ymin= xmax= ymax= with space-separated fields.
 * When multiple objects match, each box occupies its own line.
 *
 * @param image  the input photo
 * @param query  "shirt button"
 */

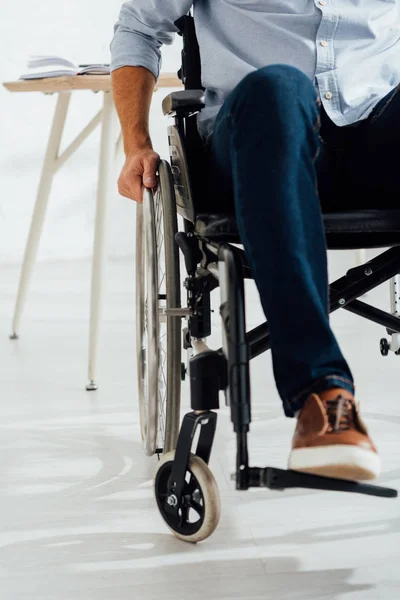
xmin=320 ymin=40 xmax=328 ymax=47
xmin=319 ymin=1 xmax=326 ymax=5
xmin=325 ymin=91 xmax=333 ymax=100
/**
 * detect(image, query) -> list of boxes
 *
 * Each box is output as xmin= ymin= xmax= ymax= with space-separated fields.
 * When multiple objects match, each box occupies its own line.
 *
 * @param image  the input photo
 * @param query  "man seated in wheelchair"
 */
xmin=111 ymin=1 xmax=400 ymax=482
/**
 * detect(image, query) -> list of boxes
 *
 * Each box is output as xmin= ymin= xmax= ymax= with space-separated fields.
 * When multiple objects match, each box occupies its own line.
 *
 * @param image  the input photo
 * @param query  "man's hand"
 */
xmin=112 ymin=66 xmax=159 ymax=202
xmin=118 ymin=148 xmax=160 ymax=203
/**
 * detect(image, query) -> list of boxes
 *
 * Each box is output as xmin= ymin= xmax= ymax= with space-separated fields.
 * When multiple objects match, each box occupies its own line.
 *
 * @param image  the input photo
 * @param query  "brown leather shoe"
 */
xmin=288 ymin=388 xmax=380 ymax=481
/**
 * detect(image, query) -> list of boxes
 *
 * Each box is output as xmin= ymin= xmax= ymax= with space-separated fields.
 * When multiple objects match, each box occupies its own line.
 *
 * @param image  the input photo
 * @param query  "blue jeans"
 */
xmin=205 ymin=64 xmax=400 ymax=417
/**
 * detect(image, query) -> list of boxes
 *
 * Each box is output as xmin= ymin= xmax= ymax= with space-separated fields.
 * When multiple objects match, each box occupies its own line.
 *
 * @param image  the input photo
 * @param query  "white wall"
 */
xmin=0 ymin=1 xmax=183 ymax=264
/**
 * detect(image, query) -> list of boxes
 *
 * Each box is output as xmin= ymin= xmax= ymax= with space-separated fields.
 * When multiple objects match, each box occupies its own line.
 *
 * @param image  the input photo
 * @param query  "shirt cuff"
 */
xmin=110 ymin=28 xmax=161 ymax=80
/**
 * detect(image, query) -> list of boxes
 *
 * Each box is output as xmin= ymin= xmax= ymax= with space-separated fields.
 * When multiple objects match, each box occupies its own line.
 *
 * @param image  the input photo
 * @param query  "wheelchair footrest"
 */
xmin=248 ymin=467 xmax=397 ymax=498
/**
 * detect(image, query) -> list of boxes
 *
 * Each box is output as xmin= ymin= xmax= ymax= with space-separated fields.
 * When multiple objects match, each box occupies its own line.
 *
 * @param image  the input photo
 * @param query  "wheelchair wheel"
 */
xmin=380 ymin=338 xmax=389 ymax=356
xmin=136 ymin=160 xmax=181 ymax=456
xmin=154 ymin=451 xmax=221 ymax=543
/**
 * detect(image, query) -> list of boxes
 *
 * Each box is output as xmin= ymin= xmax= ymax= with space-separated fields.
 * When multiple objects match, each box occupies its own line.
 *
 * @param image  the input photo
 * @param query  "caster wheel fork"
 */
xmin=154 ymin=410 xmax=220 ymax=543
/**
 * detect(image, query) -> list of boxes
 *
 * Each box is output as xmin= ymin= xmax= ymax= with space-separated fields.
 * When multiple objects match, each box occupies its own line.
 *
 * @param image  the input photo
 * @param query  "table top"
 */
xmin=3 ymin=73 xmax=183 ymax=93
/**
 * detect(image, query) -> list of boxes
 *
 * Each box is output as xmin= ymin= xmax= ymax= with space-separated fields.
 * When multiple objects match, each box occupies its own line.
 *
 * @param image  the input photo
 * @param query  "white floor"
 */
xmin=1 ymin=254 xmax=400 ymax=600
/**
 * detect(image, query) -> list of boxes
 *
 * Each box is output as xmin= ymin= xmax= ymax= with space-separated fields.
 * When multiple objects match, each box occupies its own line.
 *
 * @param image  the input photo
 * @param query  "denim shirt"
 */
xmin=111 ymin=1 xmax=400 ymax=140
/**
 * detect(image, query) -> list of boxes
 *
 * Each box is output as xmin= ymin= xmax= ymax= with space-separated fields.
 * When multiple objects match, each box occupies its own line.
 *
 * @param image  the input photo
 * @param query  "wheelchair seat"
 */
xmin=195 ymin=210 xmax=400 ymax=249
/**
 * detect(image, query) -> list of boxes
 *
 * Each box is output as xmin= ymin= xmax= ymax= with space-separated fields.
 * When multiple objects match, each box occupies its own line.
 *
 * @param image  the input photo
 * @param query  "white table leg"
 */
xmin=86 ymin=92 xmax=116 ymax=391
xmin=10 ymin=92 xmax=71 ymax=339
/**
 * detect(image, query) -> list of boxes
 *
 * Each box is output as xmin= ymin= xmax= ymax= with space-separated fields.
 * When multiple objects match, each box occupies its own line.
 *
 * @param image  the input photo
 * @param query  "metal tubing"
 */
xmin=220 ymin=244 xmax=251 ymax=433
xmin=344 ymin=299 xmax=400 ymax=332
xmin=330 ymin=247 xmax=400 ymax=310
xmin=247 ymin=322 xmax=271 ymax=359
xmin=390 ymin=275 xmax=400 ymax=316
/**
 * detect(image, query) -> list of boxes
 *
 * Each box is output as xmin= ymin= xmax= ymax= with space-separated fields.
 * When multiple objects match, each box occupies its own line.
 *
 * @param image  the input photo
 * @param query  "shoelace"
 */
xmin=325 ymin=395 xmax=354 ymax=432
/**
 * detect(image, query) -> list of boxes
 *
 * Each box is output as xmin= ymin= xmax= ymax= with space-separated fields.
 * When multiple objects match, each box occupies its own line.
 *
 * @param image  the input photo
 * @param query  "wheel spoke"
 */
xmin=158 ymin=269 xmax=166 ymax=290
xmin=156 ymin=223 xmax=164 ymax=251
xmin=160 ymin=363 xmax=167 ymax=387
xmin=160 ymin=363 xmax=167 ymax=385
xmin=179 ymin=506 xmax=190 ymax=526
xmin=158 ymin=273 xmax=165 ymax=290
xmin=140 ymin=164 xmax=181 ymax=454
xmin=159 ymin=404 xmax=166 ymax=423
xmin=155 ymin=193 xmax=168 ymax=450
xmin=190 ymin=500 xmax=204 ymax=519
xmin=186 ymin=476 xmax=198 ymax=496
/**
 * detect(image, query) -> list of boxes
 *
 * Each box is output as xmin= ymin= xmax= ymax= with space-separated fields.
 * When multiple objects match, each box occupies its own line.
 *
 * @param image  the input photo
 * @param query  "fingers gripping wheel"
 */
xmin=154 ymin=451 xmax=221 ymax=543
xmin=136 ymin=161 xmax=182 ymax=456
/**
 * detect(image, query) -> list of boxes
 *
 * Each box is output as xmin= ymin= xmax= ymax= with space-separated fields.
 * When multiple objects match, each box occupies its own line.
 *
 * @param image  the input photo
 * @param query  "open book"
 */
xmin=20 ymin=56 xmax=110 ymax=80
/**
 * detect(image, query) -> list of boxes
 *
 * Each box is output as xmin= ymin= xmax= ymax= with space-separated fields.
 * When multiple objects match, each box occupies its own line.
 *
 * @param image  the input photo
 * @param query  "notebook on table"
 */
xmin=20 ymin=56 xmax=110 ymax=80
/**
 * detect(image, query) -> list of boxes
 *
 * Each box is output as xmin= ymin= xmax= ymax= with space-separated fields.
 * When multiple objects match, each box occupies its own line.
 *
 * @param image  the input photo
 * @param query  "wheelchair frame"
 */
xmin=150 ymin=14 xmax=398 ymax=542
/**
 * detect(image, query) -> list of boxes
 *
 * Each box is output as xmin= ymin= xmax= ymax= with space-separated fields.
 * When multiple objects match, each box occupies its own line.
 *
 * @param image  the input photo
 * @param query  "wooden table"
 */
xmin=3 ymin=73 xmax=181 ymax=94
xmin=3 ymin=73 xmax=182 ymax=390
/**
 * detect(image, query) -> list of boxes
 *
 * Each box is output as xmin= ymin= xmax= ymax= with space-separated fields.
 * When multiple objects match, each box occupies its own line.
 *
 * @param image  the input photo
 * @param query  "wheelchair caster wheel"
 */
xmin=183 ymin=327 xmax=192 ymax=350
xmin=154 ymin=451 xmax=221 ymax=543
xmin=380 ymin=338 xmax=390 ymax=356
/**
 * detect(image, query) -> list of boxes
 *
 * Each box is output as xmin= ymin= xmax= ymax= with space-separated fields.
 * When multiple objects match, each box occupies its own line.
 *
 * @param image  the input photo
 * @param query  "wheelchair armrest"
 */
xmin=162 ymin=90 xmax=205 ymax=117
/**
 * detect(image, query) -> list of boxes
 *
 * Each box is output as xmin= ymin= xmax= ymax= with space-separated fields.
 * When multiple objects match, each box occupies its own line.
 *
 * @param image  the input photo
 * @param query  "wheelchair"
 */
xmin=135 ymin=14 xmax=398 ymax=542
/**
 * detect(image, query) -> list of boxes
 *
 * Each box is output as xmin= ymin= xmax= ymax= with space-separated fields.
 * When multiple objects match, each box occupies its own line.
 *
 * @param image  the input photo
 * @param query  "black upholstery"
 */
xmin=324 ymin=211 xmax=400 ymax=249
xmin=194 ymin=214 xmax=239 ymax=243
xmin=173 ymin=15 xmax=400 ymax=252
xmin=175 ymin=15 xmax=204 ymax=91
xmin=195 ymin=210 xmax=400 ymax=249
xmin=162 ymin=90 xmax=205 ymax=116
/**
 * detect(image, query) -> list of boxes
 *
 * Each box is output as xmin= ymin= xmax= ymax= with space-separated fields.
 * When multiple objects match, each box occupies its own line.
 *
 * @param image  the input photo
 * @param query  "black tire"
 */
xmin=380 ymin=338 xmax=389 ymax=356
xmin=154 ymin=451 xmax=221 ymax=543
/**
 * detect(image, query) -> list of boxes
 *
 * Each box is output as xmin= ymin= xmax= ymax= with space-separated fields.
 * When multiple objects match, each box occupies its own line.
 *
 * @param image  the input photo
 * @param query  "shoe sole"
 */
xmin=288 ymin=445 xmax=381 ymax=481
